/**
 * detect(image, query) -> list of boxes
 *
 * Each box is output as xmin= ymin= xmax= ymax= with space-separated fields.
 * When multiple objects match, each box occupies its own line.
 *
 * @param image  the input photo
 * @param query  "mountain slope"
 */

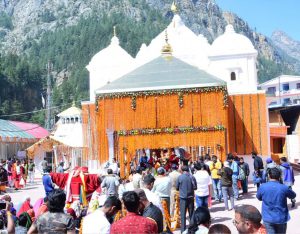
xmin=272 ymin=30 xmax=300 ymax=62
xmin=0 ymin=0 xmax=299 ymax=124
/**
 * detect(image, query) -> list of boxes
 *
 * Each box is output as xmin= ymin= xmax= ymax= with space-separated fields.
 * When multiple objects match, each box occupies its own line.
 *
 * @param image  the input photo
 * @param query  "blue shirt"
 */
xmin=256 ymin=181 xmax=296 ymax=224
xmin=230 ymin=161 xmax=239 ymax=178
xmin=42 ymin=174 xmax=54 ymax=195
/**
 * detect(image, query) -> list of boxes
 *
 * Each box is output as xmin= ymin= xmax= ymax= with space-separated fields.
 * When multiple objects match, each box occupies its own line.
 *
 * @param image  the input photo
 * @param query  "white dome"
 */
xmin=87 ymin=36 xmax=134 ymax=70
xmin=87 ymin=35 xmax=135 ymax=101
xmin=210 ymin=25 xmax=257 ymax=57
xmin=135 ymin=14 xmax=211 ymax=69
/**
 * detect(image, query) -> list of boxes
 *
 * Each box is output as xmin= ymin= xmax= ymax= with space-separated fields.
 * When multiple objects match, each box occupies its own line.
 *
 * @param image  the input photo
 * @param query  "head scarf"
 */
xmin=17 ymin=199 xmax=32 ymax=217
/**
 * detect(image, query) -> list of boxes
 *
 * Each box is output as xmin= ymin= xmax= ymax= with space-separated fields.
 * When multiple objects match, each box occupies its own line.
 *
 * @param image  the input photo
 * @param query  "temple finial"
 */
xmin=171 ymin=1 xmax=178 ymax=14
xmin=161 ymin=30 xmax=173 ymax=58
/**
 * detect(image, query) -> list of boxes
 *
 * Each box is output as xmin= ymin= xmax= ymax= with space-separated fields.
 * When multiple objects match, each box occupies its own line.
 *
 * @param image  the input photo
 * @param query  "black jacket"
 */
xmin=253 ymin=156 xmax=264 ymax=171
xmin=143 ymin=203 xmax=164 ymax=233
xmin=218 ymin=167 xmax=233 ymax=187
xmin=176 ymin=172 xmax=197 ymax=199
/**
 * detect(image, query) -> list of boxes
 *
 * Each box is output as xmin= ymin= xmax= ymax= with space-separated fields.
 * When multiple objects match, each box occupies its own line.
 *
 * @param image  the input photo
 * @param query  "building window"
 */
xmin=283 ymin=98 xmax=291 ymax=105
xmin=297 ymin=83 xmax=300 ymax=89
xmin=230 ymin=72 xmax=236 ymax=81
xmin=282 ymin=83 xmax=289 ymax=91
xmin=293 ymin=99 xmax=300 ymax=104
xmin=267 ymin=87 xmax=276 ymax=94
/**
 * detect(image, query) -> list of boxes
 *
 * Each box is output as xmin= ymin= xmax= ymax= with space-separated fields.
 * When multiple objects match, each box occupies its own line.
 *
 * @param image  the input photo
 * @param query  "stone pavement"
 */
xmin=3 ymin=173 xmax=300 ymax=234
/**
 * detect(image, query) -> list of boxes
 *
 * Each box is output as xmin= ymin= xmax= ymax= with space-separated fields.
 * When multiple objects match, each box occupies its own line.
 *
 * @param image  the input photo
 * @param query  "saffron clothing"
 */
xmin=110 ymin=212 xmax=158 ymax=234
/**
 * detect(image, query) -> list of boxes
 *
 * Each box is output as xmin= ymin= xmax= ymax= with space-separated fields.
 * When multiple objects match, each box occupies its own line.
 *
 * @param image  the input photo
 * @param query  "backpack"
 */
xmin=237 ymin=166 xmax=246 ymax=180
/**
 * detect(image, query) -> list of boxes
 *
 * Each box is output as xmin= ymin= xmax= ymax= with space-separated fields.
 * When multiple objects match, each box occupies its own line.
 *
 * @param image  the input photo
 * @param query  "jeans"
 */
xmin=241 ymin=177 xmax=248 ymax=193
xmin=221 ymin=186 xmax=234 ymax=210
xmin=232 ymin=176 xmax=239 ymax=199
xmin=180 ymin=197 xmax=194 ymax=233
xmin=264 ymin=222 xmax=287 ymax=234
xmin=195 ymin=195 xmax=208 ymax=208
xmin=212 ymin=179 xmax=222 ymax=200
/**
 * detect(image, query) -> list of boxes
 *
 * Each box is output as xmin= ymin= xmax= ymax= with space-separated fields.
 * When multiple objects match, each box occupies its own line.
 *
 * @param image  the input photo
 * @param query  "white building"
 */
xmin=258 ymin=75 xmax=300 ymax=107
xmin=86 ymin=13 xmax=260 ymax=103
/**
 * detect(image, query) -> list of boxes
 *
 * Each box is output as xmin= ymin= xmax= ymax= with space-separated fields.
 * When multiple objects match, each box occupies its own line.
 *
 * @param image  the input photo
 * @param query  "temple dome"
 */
xmin=135 ymin=14 xmax=210 ymax=69
xmin=210 ymin=25 xmax=257 ymax=57
xmin=87 ymin=35 xmax=135 ymax=101
xmin=87 ymin=36 xmax=134 ymax=70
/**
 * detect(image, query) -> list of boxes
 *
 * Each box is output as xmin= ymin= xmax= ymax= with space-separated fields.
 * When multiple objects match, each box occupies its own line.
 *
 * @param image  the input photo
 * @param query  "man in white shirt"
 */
xmin=82 ymin=196 xmax=122 ymax=234
xmin=194 ymin=162 xmax=212 ymax=208
xmin=152 ymin=167 xmax=171 ymax=213
xmin=143 ymin=174 xmax=163 ymax=211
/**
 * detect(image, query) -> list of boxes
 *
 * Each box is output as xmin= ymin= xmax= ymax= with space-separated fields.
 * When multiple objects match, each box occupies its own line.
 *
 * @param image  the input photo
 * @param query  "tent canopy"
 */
xmin=26 ymin=136 xmax=63 ymax=158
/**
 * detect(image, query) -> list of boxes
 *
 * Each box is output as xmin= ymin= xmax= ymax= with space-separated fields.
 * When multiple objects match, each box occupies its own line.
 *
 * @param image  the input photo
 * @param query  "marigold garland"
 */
xmin=96 ymin=86 xmax=228 ymax=107
xmin=117 ymin=125 xmax=225 ymax=136
xmin=162 ymin=193 xmax=180 ymax=232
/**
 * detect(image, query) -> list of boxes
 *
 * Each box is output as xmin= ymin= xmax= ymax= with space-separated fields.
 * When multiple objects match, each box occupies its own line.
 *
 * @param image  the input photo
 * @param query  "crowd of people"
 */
xmin=0 ymin=158 xmax=35 ymax=193
xmin=0 ymin=149 xmax=297 ymax=234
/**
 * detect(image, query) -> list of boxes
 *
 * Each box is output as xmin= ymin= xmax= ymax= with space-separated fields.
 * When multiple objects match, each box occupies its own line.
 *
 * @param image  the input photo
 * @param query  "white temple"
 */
xmin=87 ymin=10 xmax=259 ymax=102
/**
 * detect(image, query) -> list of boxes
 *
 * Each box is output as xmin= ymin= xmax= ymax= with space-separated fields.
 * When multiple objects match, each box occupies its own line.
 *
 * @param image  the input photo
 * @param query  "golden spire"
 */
xmin=171 ymin=1 xmax=178 ymax=14
xmin=113 ymin=26 xmax=116 ymax=37
xmin=161 ymin=30 xmax=173 ymax=58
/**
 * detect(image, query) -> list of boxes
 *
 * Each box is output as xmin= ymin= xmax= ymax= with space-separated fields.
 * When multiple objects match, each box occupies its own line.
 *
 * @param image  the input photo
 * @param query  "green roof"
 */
xmin=96 ymin=56 xmax=226 ymax=94
xmin=0 ymin=119 xmax=34 ymax=139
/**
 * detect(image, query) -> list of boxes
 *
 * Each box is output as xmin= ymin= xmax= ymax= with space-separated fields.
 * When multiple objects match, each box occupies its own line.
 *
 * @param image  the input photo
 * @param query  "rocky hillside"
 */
xmin=272 ymin=30 xmax=300 ymax=62
xmin=1 ymin=0 xmax=299 ymax=79
xmin=0 ymin=0 xmax=300 ymax=124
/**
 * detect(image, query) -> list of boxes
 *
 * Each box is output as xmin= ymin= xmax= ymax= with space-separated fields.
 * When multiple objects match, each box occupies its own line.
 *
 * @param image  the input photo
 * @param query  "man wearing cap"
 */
xmin=169 ymin=164 xmax=180 ymax=216
xmin=143 ymin=174 xmax=162 ymax=211
xmin=152 ymin=167 xmax=171 ymax=213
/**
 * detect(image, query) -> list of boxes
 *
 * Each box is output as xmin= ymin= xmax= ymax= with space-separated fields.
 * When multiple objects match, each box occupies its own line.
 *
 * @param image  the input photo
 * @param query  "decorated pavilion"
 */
xmin=82 ymin=4 xmax=269 ymax=177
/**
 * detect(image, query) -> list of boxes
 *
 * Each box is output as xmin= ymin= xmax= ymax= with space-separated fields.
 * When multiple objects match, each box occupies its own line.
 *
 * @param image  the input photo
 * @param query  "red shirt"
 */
xmin=110 ymin=212 xmax=158 ymax=234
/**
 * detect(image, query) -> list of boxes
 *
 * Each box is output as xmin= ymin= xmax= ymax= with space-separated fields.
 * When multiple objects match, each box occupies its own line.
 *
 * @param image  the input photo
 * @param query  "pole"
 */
xmin=45 ymin=61 xmax=52 ymax=131
xmin=278 ymin=75 xmax=281 ymax=105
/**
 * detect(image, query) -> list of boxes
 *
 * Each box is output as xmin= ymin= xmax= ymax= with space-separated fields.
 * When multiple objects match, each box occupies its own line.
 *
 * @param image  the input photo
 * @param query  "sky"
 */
xmin=215 ymin=0 xmax=300 ymax=41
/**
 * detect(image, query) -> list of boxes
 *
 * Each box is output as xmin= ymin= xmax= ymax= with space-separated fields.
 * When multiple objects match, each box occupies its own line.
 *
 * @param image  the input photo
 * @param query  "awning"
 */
xmin=26 ymin=136 xmax=63 ymax=158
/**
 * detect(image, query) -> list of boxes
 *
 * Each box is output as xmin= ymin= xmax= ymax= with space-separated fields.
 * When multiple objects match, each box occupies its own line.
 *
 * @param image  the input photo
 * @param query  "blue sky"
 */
xmin=215 ymin=0 xmax=300 ymax=41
